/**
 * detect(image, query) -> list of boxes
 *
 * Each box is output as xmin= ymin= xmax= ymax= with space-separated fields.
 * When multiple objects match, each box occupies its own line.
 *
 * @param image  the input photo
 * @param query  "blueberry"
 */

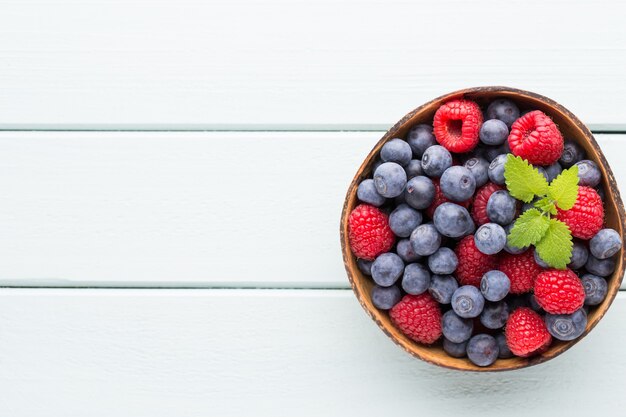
xmin=590 ymin=228 xmax=622 ymax=259
xmin=544 ymin=162 xmax=562 ymax=182
xmin=559 ymin=140 xmax=585 ymax=168
xmin=440 ymin=166 xmax=476 ymax=202
xmin=536 ymin=166 xmax=549 ymax=181
xmin=585 ymin=254 xmax=616 ymax=277
xmin=394 ymin=192 xmax=406 ymax=206
xmin=534 ymin=250 xmax=550 ymax=268
xmin=428 ymin=247 xmax=458 ymax=275
xmin=486 ymin=99 xmax=520 ymax=128
xmin=479 ymin=119 xmax=509 ymax=145
xmin=373 ymin=162 xmax=407 ymax=198
xmin=503 ymin=223 xmax=526 ymax=254
xmin=396 ymin=239 xmax=421 ymax=263
xmin=480 ymin=301 xmax=509 ymax=329
xmin=357 ymin=259 xmax=373 ymax=276
xmin=371 ymin=253 xmax=404 ymax=287
xmin=568 ymin=240 xmax=589 ymax=270
xmin=464 ymin=157 xmax=489 ymax=188
xmin=488 ymin=154 xmax=507 ymax=185
xmin=484 ymin=144 xmax=509 ymax=163
xmin=527 ymin=294 xmax=543 ymax=313
xmin=521 ymin=200 xmax=536 ymax=214
xmin=381 ymin=138 xmax=412 ymax=167
xmin=495 ymin=333 xmax=513 ymax=359
xmin=480 ymin=270 xmax=510 ymax=301
xmin=371 ymin=285 xmax=402 ymax=310
xmin=474 ymin=223 xmax=507 ymax=255
xmin=596 ymin=185 xmax=606 ymax=201
xmin=433 ymin=203 xmax=475 ymax=238
xmin=421 ymin=145 xmax=452 ymax=177
xmin=406 ymin=124 xmax=436 ymax=158
xmin=452 ymin=285 xmax=485 ymax=318
xmin=372 ymin=159 xmax=383 ymax=174
xmin=441 ymin=310 xmax=474 ymax=343
xmin=443 ymin=338 xmax=468 ymax=358
xmin=545 ymin=309 xmax=587 ymax=341
xmin=581 ymin=273 xmax=608 ymax=305
xmin=467 ymin=334 xmax=499 ymax=367
xmin=428 ymin=274 xmax=459 ymax=304
xmin=389 ymin=204 xmax=423 ymax=238
xmin=486 ymin=190 xmax=517 ymax=225
xmin=575 ymin=160 xmax=601 ymax=187
xmin=410 ymin=223 xmax=442 ymax=256
xmin=402 ymin=263 xmax=431 ymax=295
xmin=357 ymin=179 xmax=386 ymax=207
xmin=404 ymin=176 xmax=435 ymax=210
xmin=404 ymin=159 xmax=424 ymax=179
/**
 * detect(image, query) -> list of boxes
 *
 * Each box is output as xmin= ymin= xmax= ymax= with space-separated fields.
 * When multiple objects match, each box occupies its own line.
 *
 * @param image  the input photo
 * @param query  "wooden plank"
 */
xmin=0 ymin=0 xmax=625 ymax=129
xmin=0 ymin=131 xmax=624 ymax=288
xmin=0 ymin=288 xmax=624 ymax=416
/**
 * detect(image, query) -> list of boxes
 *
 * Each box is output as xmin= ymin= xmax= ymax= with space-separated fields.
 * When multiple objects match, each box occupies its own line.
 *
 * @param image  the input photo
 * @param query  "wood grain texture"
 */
xmin=0 ymin=288 xmax=625 ymax=416
xmin=0 ymin=0 xmax=625 ymax=129
xmin=0 ymin=131 xmax=625 ymax=288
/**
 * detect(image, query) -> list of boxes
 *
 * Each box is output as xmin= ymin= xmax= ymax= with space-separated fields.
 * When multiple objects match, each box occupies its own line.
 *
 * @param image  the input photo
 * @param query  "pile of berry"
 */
xmin=348 ymin=98 xmax=622 ymax=367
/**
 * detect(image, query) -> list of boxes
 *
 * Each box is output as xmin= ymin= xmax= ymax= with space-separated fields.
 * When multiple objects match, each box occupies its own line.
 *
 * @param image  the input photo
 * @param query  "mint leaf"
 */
xmin=504 ymin=155 xmax=549 ymax=202
xmin=535 ymin=219 xmax=573 ymax=269
xmin=547 ymin=165 xmax=579 ymax=210
xmin=507 ymin=209 xmax=550 ymax=248
xmin=534 ymin=197 xmax=557 ymax=215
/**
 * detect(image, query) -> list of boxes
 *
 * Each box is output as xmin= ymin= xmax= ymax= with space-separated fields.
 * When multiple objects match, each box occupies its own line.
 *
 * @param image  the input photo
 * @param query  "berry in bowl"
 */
xmin=340 ymin=87 xmax=625 ymax=371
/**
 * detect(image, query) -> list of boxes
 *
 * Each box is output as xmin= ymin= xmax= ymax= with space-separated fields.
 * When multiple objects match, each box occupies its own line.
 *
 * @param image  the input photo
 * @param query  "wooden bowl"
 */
xmin=340 ymin=86 xmax=626 ymax=371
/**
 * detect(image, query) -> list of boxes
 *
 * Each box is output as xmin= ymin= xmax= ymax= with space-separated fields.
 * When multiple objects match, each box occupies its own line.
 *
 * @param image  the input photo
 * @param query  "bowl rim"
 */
xmin=340 ymin=86 xmax=626 ymax=372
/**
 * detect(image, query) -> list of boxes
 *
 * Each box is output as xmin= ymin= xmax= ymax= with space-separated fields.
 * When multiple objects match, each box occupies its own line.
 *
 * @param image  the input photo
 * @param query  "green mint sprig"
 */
xmin=504 ymin=155 xmax=579 ymax=269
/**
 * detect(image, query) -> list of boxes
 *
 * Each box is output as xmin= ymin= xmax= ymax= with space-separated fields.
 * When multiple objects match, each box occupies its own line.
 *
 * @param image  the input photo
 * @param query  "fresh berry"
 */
xmin=371 ymin=285 xmax=402 ymax=310
xmin=410 ymin=223 xmax=442 ymax=256
xmin=348 ymin=204 xmax=396 ymax=260
xmin=396 ymin=239 xmax=421 ymax=263
xmin=533 ymin=250 xmax=550 ymax=269
xmin=442 ymin=310 xmax=474 ymax=343
xmin=527 ymin=294 xmax=543 ymax=312
xmin=590 ymin=228 xmax=622 ymax=259
xmin=402 ymin=263 xmax=431 ymax=295
xmin=479 ymin=119 xmax=509 ymax=146
xmin=371 ymin=253 xmax=405 ymax=287
xmin=480 ymin=270 xmax=510 ymax=301
xmin=373 ymin=162 xmax=407 ymax=198
xmin=464 ymin=157 xmax=489 ymax=188
xmin=357 ymin=179 xmax=386 ymax=207
xmin=497 ymin=250 xmax=542 ymax=294
xmin=428 ymin=247 xmax=458 ymax=275
xmin=581 ymin=273 xmax=608 ymax=305
xmin=433 ymin=99 xmax=483 ymax=153
xmin=480 ymin=301 xmax=509 ymax=329
xmin=389 ymin=204 xmax=422 ymax=238
xmin=404 ymin=176 xmax=436 ymax=210
xmin=487 ymin=153 xmax=507 ymax=185
xmin=390 ymin=293 xmax=442 ymax=344
xmin=503 ymin=222 xmax=527 ymax=254
xmin=381 ymin=138 xmax=412 ymax=167
xmin=545 ymin=309 xmax=587 ymax=341
xmin=534 ymin=269 xmax=585 ymax=314
xmin=406 ymin=124 xmax=436 ymax=157
xmin=425 ymin=179 xmax=470 ymax=218
xmin=421 ymin=145 xmax=453 ymax=177
xmin=536 ymin=166 xmax=549 ymax=181
xmin=467 ymin=334 xmax=499 ymax=367
xmin=556 ymin=186 xmax=604 ymax=240
xmin=357 ymin=259 xmax=373 ymax=276
xmin=404 ymin=159 xmax=424 ymax=179
xmin=471 ymin=183 xmax=504 ymax=225
xmin=455 ymin=235 xmax=498 ymax=287
xmin=585 ymin=254 xmax=616 ymax=277
xmin=440 ymin=166 xmax=477 ymax=202
xmin=559 ymin=140 xmax=585 ymax=168
xmin=433 ymin=203 xmax=475 ymax=238
xmin=508 ymin=110 xmax=564 ymax=165
xmin=487 ymin=190 xmax=517 ymax=226
xmin=484 ymin=143 xmax=510 ymax=162
xmin=505 ymin=307 xmax=552 ymax=357
xmin=443 ymin=338 xmax=468 ymax=358
xmin=575 ymin=160 xmax=601 ymax=187
xmin=544 ymin=161 xmax=563 ymax=182
xmin=568 ymin=240 xmax=589 ymax=269
xmin=428 ymin=274 xmax=459 ymax=304
xmin=474 ymin=223 xmax=507 ymax=255
xmin=486 ymin=99 xmax=520 ymax=128
xmin=452 ymin=285 xmax=485 ymax=318
xmin=495 ymin=333 xmax=513 ymax=359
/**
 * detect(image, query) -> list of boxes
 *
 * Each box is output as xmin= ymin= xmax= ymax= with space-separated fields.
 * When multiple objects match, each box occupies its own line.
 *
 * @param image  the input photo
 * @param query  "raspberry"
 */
xmin=556 ymin=186 xmax=604 ymax=240
xmin=348 ymin=204 xmax=395 ymax=260
xmin=455 ymin=235 xmax=498 ymax=287
xmin=508 ymin=110 xmax=564 ymax=165
xmin=433 ymin=99 xmax=483 ymax=153
xmin=534 ymin=269 xmax=585 ymax=314
xmin=390 ymin=293 xmax=442 ymax=344
xmin=505 ymin=307 xmax=552 ymax=357
xmin=497 ymin=250 xmax=542 ymax=294
xmin=425 ymin=179 xmax=470 ymax=218
xmin=471 ymin=182 xmax=504 ymax=225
